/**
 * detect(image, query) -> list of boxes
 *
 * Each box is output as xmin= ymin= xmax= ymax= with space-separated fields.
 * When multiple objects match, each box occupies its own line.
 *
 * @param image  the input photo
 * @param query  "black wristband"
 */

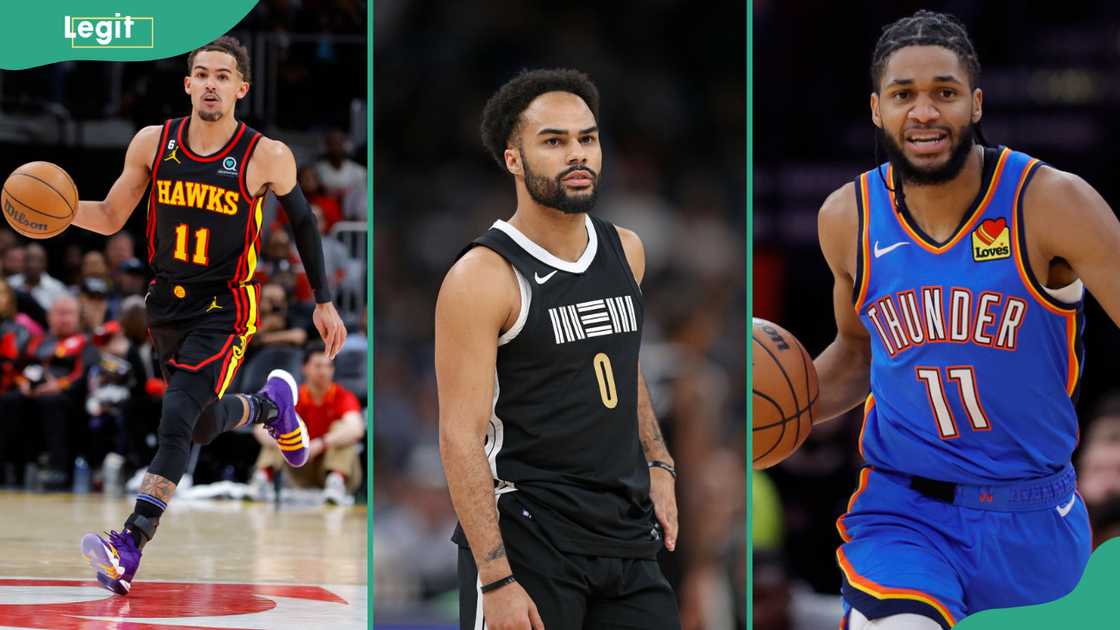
xmin=480 ymin=574 xmax=517 ymax=594
xmin=648 ymin=460 xmax=677 ymax=479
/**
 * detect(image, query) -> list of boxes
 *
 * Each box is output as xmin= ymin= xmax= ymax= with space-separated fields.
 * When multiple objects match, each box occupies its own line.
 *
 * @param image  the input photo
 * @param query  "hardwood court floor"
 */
xmin=0 ymin=490 xmax=368 ymax=629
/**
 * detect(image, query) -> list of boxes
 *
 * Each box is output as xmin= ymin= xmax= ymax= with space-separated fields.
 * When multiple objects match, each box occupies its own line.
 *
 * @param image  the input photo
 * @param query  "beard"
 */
xmin=199 ymin=109 xmax=224 ymax=122
xmin=879 ymin=121 xmax=976 ymax=186
xmin=521 ymin=152 xmax=599 ymax=215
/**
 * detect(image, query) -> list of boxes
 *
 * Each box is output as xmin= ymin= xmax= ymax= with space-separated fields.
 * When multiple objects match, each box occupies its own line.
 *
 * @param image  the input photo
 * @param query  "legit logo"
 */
xmin=64 ymin=14 xmax=154 ymax=48
xmin=972 ymin=218 xmax=1011 ymax=262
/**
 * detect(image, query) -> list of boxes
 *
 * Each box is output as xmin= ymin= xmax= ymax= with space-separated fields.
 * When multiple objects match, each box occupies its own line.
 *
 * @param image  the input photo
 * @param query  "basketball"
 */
xmin=752 ymin=318 xmax=818 ymax=469
xmin=1 ymin=161 xmax=78 ymax=239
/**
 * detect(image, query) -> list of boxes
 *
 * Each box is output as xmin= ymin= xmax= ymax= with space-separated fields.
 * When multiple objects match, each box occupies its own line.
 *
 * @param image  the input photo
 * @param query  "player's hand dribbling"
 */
xmin=312 ymin=301 xmax=347 ymax=360
xmin=650 ymin=466 xmax=679 ymax=551
xmin=483 ymin=581 xmax=545 ymax=630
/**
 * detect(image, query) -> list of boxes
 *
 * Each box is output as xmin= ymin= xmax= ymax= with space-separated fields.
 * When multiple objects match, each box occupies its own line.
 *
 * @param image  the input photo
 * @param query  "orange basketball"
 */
xmin=752 ymin=318 xmax=818 ymax=469
xmin=1 ymin=161 xmax=78 ymax=239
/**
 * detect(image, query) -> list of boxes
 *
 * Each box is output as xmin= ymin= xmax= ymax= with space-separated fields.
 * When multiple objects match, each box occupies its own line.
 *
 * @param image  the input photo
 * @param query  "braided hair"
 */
xmin=870 ymin=10 xmax=988 ymax=191
xmin=870 ymin=10 xmax=980 ymax=91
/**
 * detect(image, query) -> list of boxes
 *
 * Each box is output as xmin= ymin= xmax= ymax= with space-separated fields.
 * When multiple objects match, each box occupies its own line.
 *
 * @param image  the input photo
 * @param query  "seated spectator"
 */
xmin=250 ymin=283 xmax=308 ymax=353
xmin=78 ymin=277 xmax=111 ymax=333
xmin=85 ymin=320 xmax=135 ymax=480
xmin=255 ymin=229 xmax=312 ymax=303
xmin=252 ymin=342 xmax=364 ymax=504
xmin=81 ymin=251 xmax=110 ymax=282
xmin=273 ymin=166 xmax=342 ymax=231
xmin=16 ymin=295 xmax=97 ymax=490
xmin=106 ymin=233 xmax=135 ymax=275
xmin=9 ymin=243 xmax=69 ymax=311
xmin=2 ymin=243 xmax=22 ymax=276
xmin=316 ymin=129 xmax=367 ymax=221
xmin=0 ymin=277 xmax=38 ymax=485
xmin=119 ymin=296 xmax=163 ymax=473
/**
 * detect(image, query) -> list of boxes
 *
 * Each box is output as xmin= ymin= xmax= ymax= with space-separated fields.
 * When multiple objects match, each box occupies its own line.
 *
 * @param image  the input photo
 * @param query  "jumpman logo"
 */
xmin=206 ymin=296 xmax=222 ymax=312
xmin=163 ymin=148 xmax=181 ymax=164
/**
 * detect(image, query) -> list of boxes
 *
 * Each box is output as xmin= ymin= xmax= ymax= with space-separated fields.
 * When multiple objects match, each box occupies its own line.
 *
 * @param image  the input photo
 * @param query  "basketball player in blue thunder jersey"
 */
xmin=814 ymin=11 xmax=1120 ymax=629
xmin=66 ymin=37 xmax=347 ymax=595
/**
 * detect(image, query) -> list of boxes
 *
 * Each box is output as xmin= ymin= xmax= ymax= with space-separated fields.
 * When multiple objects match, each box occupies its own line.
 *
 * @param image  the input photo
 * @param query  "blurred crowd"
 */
xmin=374 ymin=0 xmax=744 ymax=627
xmin=0 ymin=133 xmax=368 ymax=502
xmin=753 ymin=3 xmax=1120 ymax=629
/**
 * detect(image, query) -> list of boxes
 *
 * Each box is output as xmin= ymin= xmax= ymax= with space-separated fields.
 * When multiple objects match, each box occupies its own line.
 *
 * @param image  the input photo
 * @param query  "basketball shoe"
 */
xmin=257 ymin=369 xmax=310 ymax=467
xmin=81 ymin=530 xmax=140 ymax=595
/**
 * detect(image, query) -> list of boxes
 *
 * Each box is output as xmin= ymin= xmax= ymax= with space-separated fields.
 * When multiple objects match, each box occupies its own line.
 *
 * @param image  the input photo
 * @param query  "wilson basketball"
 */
xmin=1 ymin=161 xmax=78 ymax=239
xmin=752 ymin=318 xmax=818 ymax=469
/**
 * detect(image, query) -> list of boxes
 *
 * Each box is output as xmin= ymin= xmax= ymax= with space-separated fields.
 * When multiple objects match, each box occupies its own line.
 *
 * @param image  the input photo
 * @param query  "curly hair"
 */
xmin=871 ymin=10 xmax=979 ymax=91
xmin=479 ymin=68 xmax=600 ymax=169
xmin=187 ymin=35 xmax=251 ymax=79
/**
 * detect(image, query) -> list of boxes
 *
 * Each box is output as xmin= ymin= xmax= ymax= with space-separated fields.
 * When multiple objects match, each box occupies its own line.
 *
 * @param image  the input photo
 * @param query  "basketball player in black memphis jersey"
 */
xmin=68 ymin=37 xmax=347 ymax=595
xmin=436 ymin=69 xmax=682 ymax=630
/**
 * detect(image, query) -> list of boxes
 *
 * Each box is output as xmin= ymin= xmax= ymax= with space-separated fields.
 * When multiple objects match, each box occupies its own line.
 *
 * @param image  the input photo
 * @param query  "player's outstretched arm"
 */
xmin=814 ymin=182 xmax=872 ymax=424
xmin=72 ymin=125 xmax=161 ymax=235
xmin=252 ymin=138 xmax=347 ymax=358
xmin=436 ymin=247 xmax=544 ymax=630
xmin=1025 ymin=167 xmax=1120 ymax=328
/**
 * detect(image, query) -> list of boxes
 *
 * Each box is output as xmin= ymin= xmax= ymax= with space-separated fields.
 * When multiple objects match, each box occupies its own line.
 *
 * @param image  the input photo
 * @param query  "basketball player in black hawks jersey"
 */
xmin=435 ymin=69 xmax=681 ymax=630
xmin=65 ymin=37 xmax=347 ymax=595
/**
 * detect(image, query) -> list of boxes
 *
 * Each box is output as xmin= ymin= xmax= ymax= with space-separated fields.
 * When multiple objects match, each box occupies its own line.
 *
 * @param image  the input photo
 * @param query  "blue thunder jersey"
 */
xmin=852 ymin=146 xmax=1085 ymax=484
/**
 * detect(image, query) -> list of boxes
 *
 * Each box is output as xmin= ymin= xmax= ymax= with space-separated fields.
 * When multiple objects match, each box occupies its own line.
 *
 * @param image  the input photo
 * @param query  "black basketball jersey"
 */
xmin=146 ymin=117 xmax=265 ymax=288
xmin=452 ymin=215 xmax=661 ymax=559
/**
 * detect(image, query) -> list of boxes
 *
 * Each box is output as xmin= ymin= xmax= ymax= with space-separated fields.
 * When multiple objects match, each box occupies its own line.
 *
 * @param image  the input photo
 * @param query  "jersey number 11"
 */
xmin=916 ymin=366 xmax=991 ymax=439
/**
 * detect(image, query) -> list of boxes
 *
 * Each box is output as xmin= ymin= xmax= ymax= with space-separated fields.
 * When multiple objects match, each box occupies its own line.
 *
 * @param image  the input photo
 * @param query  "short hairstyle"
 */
xmin=303 ymin=340 xmax=328 ymax=364
xmin=870 ymin=10 xmax=980 ymax=91
xmin=187 ymin=35 xmax=251 ymax=79
xmin=479 ymin=68 xmax=600 ymax=169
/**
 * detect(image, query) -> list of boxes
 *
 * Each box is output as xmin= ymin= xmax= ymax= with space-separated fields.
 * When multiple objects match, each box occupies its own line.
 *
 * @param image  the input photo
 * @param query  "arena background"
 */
xmin=373 ymin=1 xmax=746 ymax=627
xmin=753 ymin=2 xmax=1120 ymax=628
xmin=0 ymin=4 xmax=367 ymax=502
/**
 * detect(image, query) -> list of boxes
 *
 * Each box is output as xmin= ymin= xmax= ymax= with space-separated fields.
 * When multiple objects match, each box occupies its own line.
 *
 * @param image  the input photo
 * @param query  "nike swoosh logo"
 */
xmin=873 ymin=240 xmax=910 ymax=258
xmin=534 ymin=270 xmax=558 ymax=284
xmin=1057 ymin=495 xmax=1077 ymax=517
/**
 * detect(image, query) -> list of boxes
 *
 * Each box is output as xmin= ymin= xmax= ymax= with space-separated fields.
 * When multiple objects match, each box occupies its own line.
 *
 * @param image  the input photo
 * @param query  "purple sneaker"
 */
xmin=258 ymin=369 xmax=310 ymax=468
xmin=81 ymin=530 xmax=140 ymax=595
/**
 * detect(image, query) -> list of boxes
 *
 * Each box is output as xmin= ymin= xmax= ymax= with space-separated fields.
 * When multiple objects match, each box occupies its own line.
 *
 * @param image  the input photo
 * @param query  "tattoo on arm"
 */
xmin=484 ymin=544 xmax=507 ymax=562
xmin=638 ymin=373 xmax=673 ymax=463
xmin=138 ymin=473 xmax=178 ymax=503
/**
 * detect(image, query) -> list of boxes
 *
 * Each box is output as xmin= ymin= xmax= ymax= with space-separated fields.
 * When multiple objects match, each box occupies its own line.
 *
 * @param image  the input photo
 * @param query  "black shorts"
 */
xmin=457 ymin=492 xmax=680 ymax=630
xmin=146 ymin=280 xmax=259 ymax=398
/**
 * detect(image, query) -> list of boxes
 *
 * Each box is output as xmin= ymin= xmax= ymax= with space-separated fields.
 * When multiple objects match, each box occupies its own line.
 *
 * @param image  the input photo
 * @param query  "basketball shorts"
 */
xmin=146 ymin=280 xmax=260 ymax=398
xmin=457 ymin=492 xmax=680 ymax=630
xmin=836 ymin=464 xmax=1091 ymax=629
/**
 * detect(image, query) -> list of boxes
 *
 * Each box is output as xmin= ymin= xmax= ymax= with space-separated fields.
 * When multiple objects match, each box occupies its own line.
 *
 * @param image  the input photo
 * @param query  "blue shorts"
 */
xmin=836 ymin=465 xmax=1091 ymax=629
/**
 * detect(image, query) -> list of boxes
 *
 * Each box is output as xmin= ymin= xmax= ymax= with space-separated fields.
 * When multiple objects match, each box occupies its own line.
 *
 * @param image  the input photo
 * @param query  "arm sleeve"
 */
xmin=278 ymin=185 xmax=333 ymax=304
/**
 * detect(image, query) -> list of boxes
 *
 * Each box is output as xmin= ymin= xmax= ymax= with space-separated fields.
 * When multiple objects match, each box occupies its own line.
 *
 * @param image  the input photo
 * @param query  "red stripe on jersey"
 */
xmin=234 ymin=133 xmax=263 ymax=283
xmin=176 ymin=120 xmax=247 ymax=162
xmin=146 ymin=121 xmax=173 ymax=264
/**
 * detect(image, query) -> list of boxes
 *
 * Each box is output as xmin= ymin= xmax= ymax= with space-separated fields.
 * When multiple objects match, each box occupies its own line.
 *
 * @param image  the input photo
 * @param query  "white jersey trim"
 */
xmin=491 ymin=215 xmax=597 ymax=273
xmin=1043 ymin=279 xmax=1083 ymax=305
xmin=498 ymin=266 xmax=531 ymax=346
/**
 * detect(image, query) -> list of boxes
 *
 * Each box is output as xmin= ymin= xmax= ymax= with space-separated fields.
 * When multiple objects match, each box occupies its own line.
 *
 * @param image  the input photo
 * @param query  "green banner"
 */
xmin=0 ymin=0 xmax=257 ymax=69
xmin=957 ymin=538 xmax=1119 ymax=629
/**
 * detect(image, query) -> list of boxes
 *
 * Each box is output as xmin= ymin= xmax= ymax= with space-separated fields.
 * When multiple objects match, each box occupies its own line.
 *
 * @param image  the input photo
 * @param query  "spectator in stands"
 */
xmin=106 ymin=233 xmax=135 ymax=275
xmin=0 ymin=277 xmax=37 ymax=485
xmin=81 ymin=251 xmax=110 ymax=282
xmin=251 ymin=342 xmax=364 ymax=504
xmin=316 ymin=129 xmax=367 ymax=220
xmin=17 ymin=295 xmax=97 ymax=490
xmin=3 ymin=245 xmax=24 ymax=277
xmin=257 ymin=229 xmax=312 ymax=303
xmin=316 ymin=206 xmax=351 ymax=296
xmin=119 ymin=296 xmax=162 ymax=473
xmin=300 ymin=165 xmax=343 ymax=230
xmin=78 ymin=277 xmax=110 ymax=333
xmin=250 ymin=283 xmax=308 ymax=354
xmin=10 ymin=243 xmax=69 ymax=311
